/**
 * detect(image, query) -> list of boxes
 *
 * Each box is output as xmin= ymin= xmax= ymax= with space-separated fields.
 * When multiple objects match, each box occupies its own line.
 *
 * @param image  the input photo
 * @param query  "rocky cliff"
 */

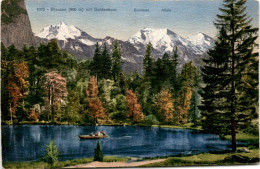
xmin=1 ymin=0 xmax=35 ymax=49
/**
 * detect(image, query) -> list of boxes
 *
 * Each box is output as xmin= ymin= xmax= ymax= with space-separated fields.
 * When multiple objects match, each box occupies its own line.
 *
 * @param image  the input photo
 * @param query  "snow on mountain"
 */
xmin=128 ymin=28 xmax=174 ymax=51
xmin=187 ymin=32 xmax=215 ymax=52
xmin=128 ymin=28 xmax=206 ymax=55
xmin=36 ymin=22 xmax=82 ymax=41
xmin=35 ymin=23 xmax=215 ymax=73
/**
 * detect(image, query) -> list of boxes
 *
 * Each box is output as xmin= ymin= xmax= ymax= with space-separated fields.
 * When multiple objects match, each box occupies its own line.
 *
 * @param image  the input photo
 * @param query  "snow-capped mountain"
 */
xmin=187 ymin=32 xmax=215 ymax=53
xmin=36 ymin=22 xmax=98 ymax=45
xmin=127 ymin=28 xmax=214 ymax=64
xmin=128 ymin=28 xmax=214 ymax=55
xmin=36 ymin=22 xmax=215 ymax=73
xmin=37 ymin=22 xmax=81 ymax=41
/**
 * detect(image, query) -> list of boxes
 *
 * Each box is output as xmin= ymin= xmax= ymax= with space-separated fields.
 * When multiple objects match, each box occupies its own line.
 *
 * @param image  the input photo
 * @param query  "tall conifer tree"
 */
xmin=91 ymin=43 xmax=102 ymax=79
xmin=143 ymin=42 xmax=154 ymax=79
xmin=200 ymin=0 xmax=258 ymax=151
xmin=112 ymin=40 xmax=122 ymax=82
xmin=101 ymin=44 xmax=112 ymax=79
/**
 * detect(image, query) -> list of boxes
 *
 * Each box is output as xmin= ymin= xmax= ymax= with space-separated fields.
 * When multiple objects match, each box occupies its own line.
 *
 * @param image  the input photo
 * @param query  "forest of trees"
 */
xmin=1 ymin=38 xmax=201 ymax=126
xmin=1 ymin=0 xmax=258 ymax=153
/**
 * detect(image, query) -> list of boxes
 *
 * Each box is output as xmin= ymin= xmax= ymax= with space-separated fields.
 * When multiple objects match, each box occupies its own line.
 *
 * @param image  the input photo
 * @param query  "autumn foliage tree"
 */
xmin=6 ymin=61 xmax=29 ymax=124
xmin=126 ymin=90 xmax=144 ymax=122
xmin=43 ymin=72 xmax=67 ymax=122
xmin=176 ymin=87 xmax=192 ymax=124
xmin=86 ymin=76 xmax=105 ymax=124
xmin=29 ymin=109 xmax=38 ymax=122
xmin=153 ymin=89 xmax=174 ymax=123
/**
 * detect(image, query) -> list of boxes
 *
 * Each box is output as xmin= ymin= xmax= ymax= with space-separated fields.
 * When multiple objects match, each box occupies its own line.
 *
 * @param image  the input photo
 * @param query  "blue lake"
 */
xmin=2 ymin=125 xmax=232 ymax=162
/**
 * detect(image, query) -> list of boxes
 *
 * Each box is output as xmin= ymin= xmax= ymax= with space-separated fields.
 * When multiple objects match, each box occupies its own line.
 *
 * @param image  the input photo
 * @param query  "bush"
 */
xmin=94 ymin=141 xmax=104 ymax=161
xmin=42 ymin=140 xmax=59 ymax=168
xmin=244 ymin=124 xmax=259 ymax=135
xmin=143 ymin=115 xmax=159 ymax=125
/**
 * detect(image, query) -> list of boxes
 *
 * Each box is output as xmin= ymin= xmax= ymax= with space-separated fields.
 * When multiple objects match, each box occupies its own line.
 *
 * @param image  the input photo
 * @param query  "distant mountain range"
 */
xmin=36 ymin=22 xmax=215 ymax=73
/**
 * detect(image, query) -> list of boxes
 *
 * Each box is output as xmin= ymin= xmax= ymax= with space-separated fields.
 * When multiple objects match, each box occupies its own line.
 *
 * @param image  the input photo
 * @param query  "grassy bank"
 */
xmin=223 ymin=133 xmax=259 ymax=146
xmin=4 ymin=149 xmax=259 ymax=169
xmin=142 ymin=148 xmax=260 ymax=167
xmin=143 ymin=123 xmax=202 ymax=130
xmin=3 ymin=156 xmax=130 ymax=169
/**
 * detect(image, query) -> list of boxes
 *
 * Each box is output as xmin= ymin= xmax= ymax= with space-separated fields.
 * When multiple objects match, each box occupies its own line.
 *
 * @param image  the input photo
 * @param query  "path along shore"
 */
xmin=64 ymin=159 xmax=165 ymax=168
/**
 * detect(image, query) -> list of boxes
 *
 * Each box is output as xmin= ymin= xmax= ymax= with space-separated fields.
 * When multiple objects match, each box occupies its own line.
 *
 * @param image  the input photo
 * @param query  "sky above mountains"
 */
xmin=26 ymin=0 xmax=259 ymax=41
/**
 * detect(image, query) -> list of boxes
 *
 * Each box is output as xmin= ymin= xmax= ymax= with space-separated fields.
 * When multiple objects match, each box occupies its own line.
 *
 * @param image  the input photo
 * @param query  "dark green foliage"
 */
xmin=200 ymin=28 xmax=234 ymax=135
xmin=42 ymin=140 xmax=59 ymax=168
xmin=200 ymin=0 xmax=258 ymax=151
xmin=118 ymin=72 xmax=128 ymax=95
xmin=64 ymin=90 xmax=82 ymax=123
xmin=170 ymin=47 xmax=180 ymax=94
xmin=90 ymin=43 xmax=112 ymax=80
xmin=90 ymin=43 xmax=102 ymax=78
xmin=143 ymin=42 xmax=154 ymax=79
xmin=127 ymin=71 xmax=143 ymax=92
xmin=143 ymin=114 xmax=159 ymax=125
xmin=101 ymin=44 xmax=112 ymax=79
xmin=1 ymin=0 xmax=27 ymax=24
xmin=111 ymin=94 xmax=128 ymax=121
xmin=112 ymin=40 xmax=122 ymax=82
xmin=94 ymin=141 xmax=104 ymax=161
xmin=189 ymin=89 xmax=201 ymax=124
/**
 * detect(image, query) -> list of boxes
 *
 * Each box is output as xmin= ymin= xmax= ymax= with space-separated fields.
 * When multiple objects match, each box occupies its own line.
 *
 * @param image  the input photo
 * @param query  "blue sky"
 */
xmin=25 ymin=0 xmax=259 ymax=40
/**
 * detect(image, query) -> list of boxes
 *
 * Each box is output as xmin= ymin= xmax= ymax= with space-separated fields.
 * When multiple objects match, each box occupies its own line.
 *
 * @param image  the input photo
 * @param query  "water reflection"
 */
xmin=2 ymin=125 xmax=232 ymax=162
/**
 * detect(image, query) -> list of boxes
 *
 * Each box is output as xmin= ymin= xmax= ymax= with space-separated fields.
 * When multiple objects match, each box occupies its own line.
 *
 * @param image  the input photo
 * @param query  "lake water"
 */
xmin=2 ymin=125 xmax=232 ymax=162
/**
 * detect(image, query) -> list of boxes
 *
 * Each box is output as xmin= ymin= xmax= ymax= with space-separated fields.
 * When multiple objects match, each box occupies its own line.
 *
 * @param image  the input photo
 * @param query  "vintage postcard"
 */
xmin=1 ymin=0 xmax=259 ymax=168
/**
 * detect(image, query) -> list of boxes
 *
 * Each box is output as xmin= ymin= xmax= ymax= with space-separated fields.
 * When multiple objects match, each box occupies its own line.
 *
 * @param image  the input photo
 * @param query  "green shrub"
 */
xmin=143 ymin=114 xmax=159 ymax=125
xmin=94 ymin=141 xmax=104 ymax=161
xmin=244 ymin=124 xmax=259 ymax=136
xmin=42 ymin=140 xmax=59 ymax=168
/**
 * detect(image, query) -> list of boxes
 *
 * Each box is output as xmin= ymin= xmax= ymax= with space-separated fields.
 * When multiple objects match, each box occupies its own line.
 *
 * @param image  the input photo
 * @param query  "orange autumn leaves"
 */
xmin=7 ymin=61 xmax=29 ymax=124
xmin=86 ymin=76 xmax=192 ymax=124
xmin=126 ymin=90 xmax=144 ymax=122
xmin=177 ymin=87 xmax=192 ymax=124
xmin=86 ymin=76 xmax=144 ymax=123
xmin=86 ymin=76 xmax=106 ymax=123
xmin=153 ymin=89 xmax=174 ymax=123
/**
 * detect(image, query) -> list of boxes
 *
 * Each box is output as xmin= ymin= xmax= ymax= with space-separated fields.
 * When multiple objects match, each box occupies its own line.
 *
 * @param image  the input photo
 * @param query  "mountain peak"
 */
xmin=187 ymin=32 xmax=215 ymax=52
xmin=128 ymin=28 xmax=187 ymax=52
xmin=36 ymin=22 xmax=82 ymax=41
xmin=57 ymin=22 xmax=68 ymax=26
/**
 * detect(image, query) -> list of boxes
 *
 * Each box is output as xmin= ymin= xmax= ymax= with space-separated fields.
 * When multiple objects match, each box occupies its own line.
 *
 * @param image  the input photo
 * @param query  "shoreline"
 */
xmin=1 ymin=121 xmax=202 ymax=130
xmin=3 ymin=148 xmax=259 ymax=168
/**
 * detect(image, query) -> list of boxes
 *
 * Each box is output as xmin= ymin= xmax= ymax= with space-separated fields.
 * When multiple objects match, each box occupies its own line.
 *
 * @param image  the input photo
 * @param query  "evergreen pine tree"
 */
xmin=101 ymin=44 xmax=112 ymax=79
xmin=91 ymin=43 xmax=102 ymax=79
xmin=112 ymin=40 xmax=122 ymax=82
xmin=200 ymin=0 xmax=258 ymax=152
xmin=142 ymin=43 xmax=154 ymax=114
xmin=143 ymin=42 xmax=154 ymax=80
xmin=171 ymin=47 xmax=179 ymax=93
xmin=94 ymin=141 xmax=104 ymax=161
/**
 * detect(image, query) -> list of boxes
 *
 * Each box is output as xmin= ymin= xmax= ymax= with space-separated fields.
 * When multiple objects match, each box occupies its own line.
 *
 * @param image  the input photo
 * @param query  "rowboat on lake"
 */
xmin=79 ymin=135 xmax=108 ymax=139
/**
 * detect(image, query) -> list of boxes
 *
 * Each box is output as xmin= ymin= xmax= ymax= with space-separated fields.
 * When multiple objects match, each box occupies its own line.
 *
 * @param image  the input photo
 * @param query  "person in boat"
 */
xmin=100 ymin=130 xmax=106 ymax=136
xmin=95 ymin=131 xmax=101 ymax=136
xmin=89 ymin=132 xmax=94 ymax=136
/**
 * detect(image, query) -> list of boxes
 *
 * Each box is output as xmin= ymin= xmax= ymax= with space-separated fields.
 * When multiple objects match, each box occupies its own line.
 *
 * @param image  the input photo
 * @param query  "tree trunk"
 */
xmin=51 ymin=104 xmax=55 ymax=123
xmin=51 ymin=86 xmax=55 ymax=123
xmin=9 ymin=102 xmax=13 ymax=124
xmin=231 ymin=4 xmax=237 ymax=152
xmin=231 ymin=116 xmax=236 ymax=152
